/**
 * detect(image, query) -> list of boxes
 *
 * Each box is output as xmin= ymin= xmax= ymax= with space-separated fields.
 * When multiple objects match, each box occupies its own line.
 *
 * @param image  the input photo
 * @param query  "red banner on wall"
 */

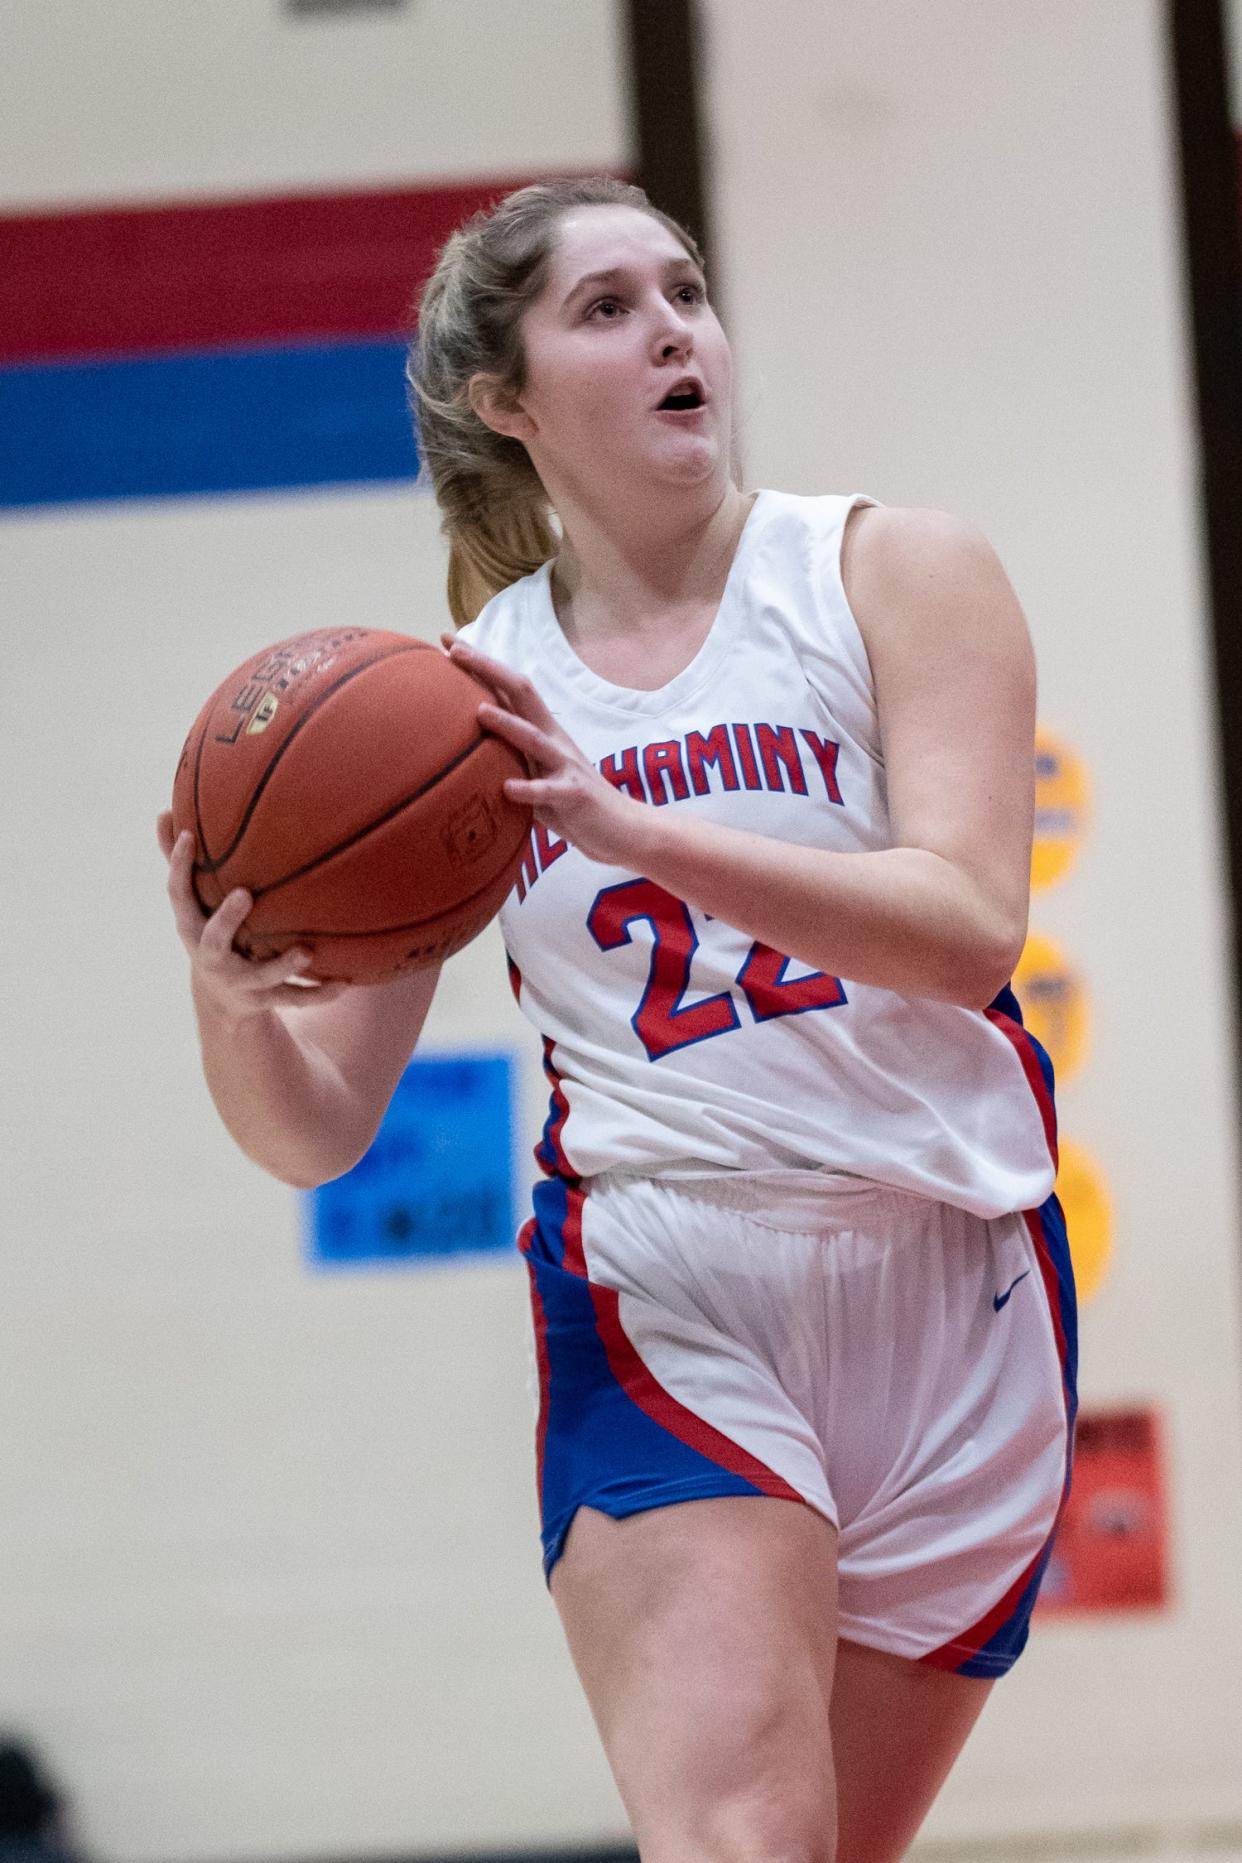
xmin=0 ymin=178 xmax=533 ymax=363
xmin=1037 ymin=1406 xmax=1170 ymax=1615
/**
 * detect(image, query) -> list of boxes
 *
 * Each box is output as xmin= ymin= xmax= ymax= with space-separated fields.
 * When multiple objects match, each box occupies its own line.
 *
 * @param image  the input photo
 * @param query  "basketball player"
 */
xmin=159 ymin=176 xmax=1076 ymax=1862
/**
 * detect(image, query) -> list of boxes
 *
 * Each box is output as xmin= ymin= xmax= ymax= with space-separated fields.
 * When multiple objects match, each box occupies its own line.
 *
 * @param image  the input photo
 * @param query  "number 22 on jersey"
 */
xmin=587 ymin=877 xmax=848 ymax=1063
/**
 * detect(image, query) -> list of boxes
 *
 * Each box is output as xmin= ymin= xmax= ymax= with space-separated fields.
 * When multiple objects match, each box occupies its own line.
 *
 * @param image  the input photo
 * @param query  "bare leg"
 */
xmin=830 ymin=1639 xmax=993 ymax=1862
xmin=551 ymin=1497 xmax=839 ymax=1863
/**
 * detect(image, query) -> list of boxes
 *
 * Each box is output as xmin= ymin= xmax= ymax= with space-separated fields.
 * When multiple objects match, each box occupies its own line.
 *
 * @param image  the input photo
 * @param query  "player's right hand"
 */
xmin=157 ymin=810 xmax=350 ymax=1015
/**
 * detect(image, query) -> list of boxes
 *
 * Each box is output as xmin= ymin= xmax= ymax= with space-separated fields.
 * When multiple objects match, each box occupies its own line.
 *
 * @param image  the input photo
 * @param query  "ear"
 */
xmin=468 ymin=372 xmax=537 ymax=444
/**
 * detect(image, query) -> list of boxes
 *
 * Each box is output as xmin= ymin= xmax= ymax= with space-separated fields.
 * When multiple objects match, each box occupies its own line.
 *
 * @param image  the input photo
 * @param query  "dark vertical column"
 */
xmin=1168 ymin=0 xmax=1242 ymax=1044
xmin=623 ymin=0 xmax=712 ymax=253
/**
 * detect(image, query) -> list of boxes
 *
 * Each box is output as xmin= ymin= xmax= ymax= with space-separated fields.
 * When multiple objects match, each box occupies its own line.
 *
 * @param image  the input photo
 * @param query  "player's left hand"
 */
xmin=443 ymin=635 xmax=644 ymax=866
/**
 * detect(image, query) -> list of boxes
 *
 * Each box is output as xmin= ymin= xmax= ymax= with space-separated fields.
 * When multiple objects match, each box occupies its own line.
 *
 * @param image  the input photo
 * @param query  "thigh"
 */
xmin=831 ymin=1639 xmax=992 ymax=1862
xmin=551 ymin=1495 xmax=840 ymax=1863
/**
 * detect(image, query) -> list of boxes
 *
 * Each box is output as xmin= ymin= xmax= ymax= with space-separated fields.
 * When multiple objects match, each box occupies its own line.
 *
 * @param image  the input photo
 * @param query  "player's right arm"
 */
xmin=159 ymin=813 xmax=439 ymax=1188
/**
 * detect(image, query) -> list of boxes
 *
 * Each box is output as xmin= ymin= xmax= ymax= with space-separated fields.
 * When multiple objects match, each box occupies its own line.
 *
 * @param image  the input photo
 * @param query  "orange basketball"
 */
xmin=170 ymin=627 xmax=532 ymax=982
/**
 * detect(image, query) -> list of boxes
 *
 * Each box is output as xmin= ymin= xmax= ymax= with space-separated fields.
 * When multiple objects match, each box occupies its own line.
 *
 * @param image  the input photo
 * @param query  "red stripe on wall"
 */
xmin=0 ymin=178 xmax=534 ymax=363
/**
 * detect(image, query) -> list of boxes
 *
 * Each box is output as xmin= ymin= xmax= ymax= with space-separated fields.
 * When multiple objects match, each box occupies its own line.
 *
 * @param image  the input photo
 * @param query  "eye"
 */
xmin=673 ymin=282 xmax=707 ymax=306
xmin=586 ymin=297 xmax=627 ymax=321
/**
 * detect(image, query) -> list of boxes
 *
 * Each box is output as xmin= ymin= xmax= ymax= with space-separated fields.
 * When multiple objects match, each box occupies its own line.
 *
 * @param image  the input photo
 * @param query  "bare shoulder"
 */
xmin=841 ymin=503 xmax=1021 ymax=643
xmin=841 ymin=503 xmax=1012 ymax=625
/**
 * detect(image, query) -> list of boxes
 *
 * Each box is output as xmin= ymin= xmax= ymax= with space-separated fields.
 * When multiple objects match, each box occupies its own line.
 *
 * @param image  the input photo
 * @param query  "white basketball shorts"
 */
xmin=518 ymin=1167 xmax=1077 ymax=1678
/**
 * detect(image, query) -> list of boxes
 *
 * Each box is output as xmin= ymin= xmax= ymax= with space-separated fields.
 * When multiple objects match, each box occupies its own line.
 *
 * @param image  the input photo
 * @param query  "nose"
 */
xmin=648 ymin=289 xmax=694 ymax=362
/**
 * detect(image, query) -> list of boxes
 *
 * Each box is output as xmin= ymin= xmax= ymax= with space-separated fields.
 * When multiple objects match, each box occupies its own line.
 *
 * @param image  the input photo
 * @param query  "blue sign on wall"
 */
xmin=307 ymin=1050 xmax=517 ymax=1270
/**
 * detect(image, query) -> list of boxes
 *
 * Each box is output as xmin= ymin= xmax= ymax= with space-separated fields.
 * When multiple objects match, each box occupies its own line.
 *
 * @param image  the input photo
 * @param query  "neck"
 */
xmin=548 ymin=477 xmax=755 ymax=635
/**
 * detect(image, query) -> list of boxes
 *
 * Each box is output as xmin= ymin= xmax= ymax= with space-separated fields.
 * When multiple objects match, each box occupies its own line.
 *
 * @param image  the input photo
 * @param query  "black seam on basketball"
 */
xmin=236 ymin=729 xmax=499 ymax=900
xmin=237 ymin=825 xmax=528 ymax=938
xmin=195 ymin=639 xmax=434 ymax=875
xmin=191 ymin=713 xmax=213 ymax=865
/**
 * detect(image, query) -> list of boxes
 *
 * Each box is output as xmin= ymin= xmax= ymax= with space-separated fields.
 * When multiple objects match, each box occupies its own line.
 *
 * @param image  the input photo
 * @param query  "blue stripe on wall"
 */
xmin=0 ymin=338 xmax=418 ymax=508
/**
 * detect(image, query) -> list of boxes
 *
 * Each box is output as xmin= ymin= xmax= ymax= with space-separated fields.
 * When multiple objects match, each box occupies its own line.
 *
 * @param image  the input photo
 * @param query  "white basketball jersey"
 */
xmin=458 ymin=490 xmax=1058 ymax=1220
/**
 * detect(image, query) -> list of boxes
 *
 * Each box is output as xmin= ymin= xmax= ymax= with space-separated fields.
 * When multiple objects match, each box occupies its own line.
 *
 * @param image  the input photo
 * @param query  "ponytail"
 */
xmin=444 ymin=487 xmax=557 ymax=629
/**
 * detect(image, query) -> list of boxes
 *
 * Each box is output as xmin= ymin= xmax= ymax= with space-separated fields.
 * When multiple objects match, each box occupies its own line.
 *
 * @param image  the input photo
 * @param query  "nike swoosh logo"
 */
xmin=993 ymin=1270 xmax=1031 ymax=1311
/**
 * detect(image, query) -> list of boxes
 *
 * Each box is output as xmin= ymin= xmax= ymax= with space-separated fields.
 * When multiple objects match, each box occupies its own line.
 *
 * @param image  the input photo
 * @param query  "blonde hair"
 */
xmin=408 ymin=176 xmax=704 ymax=627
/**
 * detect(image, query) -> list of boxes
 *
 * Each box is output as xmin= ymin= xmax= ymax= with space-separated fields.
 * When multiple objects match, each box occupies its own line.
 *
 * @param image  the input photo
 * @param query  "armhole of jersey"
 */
xmin=816 ymin=491 xmax=883 ymax=763
xmin=454 ymin=564 xmax=534 ymax=655
xmin=454 ymin=602 xmax=497 ymax=653
xmin=822 ymin=493 xmax=878 ymax=680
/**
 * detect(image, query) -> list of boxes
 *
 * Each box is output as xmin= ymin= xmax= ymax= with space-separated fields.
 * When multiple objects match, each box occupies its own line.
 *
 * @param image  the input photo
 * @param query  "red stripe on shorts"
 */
xmin=1024 ymin=1205 xmax=1072 ymax=1384
xmin=559 ymin=1182 xmax=589 ymax=1277
xmin=591 ymin=1285 xmax=805 ymax=1500
xmin=539 ymin=1038 xmax=574 ymax=1178
xmin=920 ymin=1203 xmax=1074 ymax=1671
xmin=918 ymin=1541 xmax=1049 ymax=1673
xmin=518 ymin=1216 xmax=551 ymax=1499
xmin=558 ymin=1185 xmax=805 ymax=1503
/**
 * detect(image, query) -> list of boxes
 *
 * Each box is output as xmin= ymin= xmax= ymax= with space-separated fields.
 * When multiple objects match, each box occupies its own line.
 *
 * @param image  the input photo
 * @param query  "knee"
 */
xmin=647 ymin=1837 xmax=834 ymax=1863
xmin=663 ymin=1692 xmax=836 ymax=1863
xmin=713 ymin=1837 xmax=833 ymax=1863
xmin=642 ymin=1794 xmax=835 ymax=1863
xmin=719 ymin=1820 xmax=835 ymax=1863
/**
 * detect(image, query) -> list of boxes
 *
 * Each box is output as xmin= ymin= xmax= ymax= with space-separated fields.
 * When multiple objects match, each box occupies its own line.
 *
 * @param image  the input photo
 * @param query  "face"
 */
xmin=485 ymin=204 xmax=733 ymax=499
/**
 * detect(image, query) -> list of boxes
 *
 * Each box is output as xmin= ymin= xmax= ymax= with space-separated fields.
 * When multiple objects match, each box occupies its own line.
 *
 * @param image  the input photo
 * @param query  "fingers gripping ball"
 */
xmin=170 ymin=628 xmax=532 ymax=982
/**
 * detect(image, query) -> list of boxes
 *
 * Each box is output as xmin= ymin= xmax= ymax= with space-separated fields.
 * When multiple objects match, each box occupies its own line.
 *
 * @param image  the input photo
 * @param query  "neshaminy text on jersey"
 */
xmin=514 ymin=719 xmax=843 ymax=903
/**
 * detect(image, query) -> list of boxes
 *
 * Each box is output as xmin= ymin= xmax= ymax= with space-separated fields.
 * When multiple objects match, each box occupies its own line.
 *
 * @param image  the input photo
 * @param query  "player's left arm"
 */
xmin=449 ymin=508 xmax=1036 ymax=1010
xmin=839 ymin=502 xmax=1036 ymax=998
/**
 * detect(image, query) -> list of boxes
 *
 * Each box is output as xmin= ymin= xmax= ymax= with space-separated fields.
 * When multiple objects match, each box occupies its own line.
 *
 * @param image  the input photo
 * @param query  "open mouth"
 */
xmin=658 ymin=381 xmax=706 ymax=411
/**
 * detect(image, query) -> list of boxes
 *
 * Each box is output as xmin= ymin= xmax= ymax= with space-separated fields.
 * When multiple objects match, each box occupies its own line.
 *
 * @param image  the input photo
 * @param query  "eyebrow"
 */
xmin=560 ymin=256 xmax=704 ymax=311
